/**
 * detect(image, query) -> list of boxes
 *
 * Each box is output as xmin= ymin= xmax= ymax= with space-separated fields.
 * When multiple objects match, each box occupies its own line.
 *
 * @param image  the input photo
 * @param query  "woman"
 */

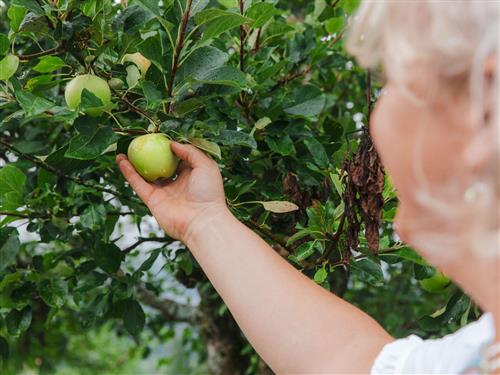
xmin=116 ymin=1 xmax=499 ymax=373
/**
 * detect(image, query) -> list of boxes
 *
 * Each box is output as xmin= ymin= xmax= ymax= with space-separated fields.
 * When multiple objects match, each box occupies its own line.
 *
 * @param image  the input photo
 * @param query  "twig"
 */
xmin=0 ymin=138 xmax=132 ymax=202
xmin=17 ymin=45 xmax=64 ymax=61
xmin=238 ymin=0 xmax=246 ymax=72
xmin=0 ymin=211 xmax=48 ymax=219
xmin=253 ymin=28 xmax=262 ymax=52
xmin=244 ymin=219 xmax=289 ymax=250
xmin=366 ymin=71 xmax=372 ymax=129
xmin=136 ymin=284 xmax=198 ymax=322
xmin=121 ymin=236 xmax=170 ymax=254
xmin=327 ymin=29 xmax=346 ymax=49
xmin=112 ymin=127 xmax=148 ymax=135
xmin=118 ymin=93 xmax=159 ymax=128
xmin=166 ymin=0 xmax=194 ymax=114
xmin=322 ymin=212 xmax=346 ymax=260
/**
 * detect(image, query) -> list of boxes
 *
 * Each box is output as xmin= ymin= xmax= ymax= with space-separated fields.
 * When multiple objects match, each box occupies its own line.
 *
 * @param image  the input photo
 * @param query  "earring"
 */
xmin=464 ymin=181 xmax=487 ymax=202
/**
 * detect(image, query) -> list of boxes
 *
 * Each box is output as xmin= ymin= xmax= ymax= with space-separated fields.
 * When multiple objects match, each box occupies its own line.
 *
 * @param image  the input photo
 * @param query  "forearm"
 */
xmin=185 ymin=209 xmax=393 ymax=374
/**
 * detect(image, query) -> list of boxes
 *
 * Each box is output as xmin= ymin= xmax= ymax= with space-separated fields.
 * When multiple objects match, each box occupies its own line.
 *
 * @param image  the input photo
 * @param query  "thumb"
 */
xmin=171 ymin=142 xmax=212 ymax=169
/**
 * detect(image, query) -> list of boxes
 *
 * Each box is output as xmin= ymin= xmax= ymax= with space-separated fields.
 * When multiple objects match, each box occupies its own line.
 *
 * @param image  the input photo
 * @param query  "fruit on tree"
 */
xmin=127 ymin=134 xmax=179 ymax=182
xmin=65 ymin=74 xmax=111 ymax=116
xmin=419 ymin=271 xmax=451 ymax=293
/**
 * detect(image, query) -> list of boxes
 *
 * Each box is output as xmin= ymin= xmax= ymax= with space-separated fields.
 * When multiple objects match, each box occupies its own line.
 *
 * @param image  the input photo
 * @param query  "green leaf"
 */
xmin=247 ymin=3 xmax=278 ymax=28
xmin=134 ymin=0 xmax=161 ymax=16
xmin=0 ymin=228 xmax=20 ymax=274
xmin=193 ymin=66 xmax=247 ymax=88
xmin=0 ymin=165 xmax=26 ymax=210
xmin=80 ymin=204 xmax=107 ymax=230
xmin=0 ymin=55 xmax=19 ymax=81
xmin=304 ymin=138 xmax=329 ymax=169
xmin=173 ymin=98 xmax=204 ymax=116
xmin=12 ymin=0 xmax=44 ymax=16
xmin=191 ymin=0 xmax=210 ymax=16
xmin=32 ymin=56 xmax=66 ymax=73
xmin=15 ymin=90 xmax=55 ymax=117
xmin=176 ymin=46 xmax=228 ymax=85
xmin=122 ymin=51 xmax=151 ymax=78
xmin=341 ymin=0 xmax=361 ymax=14
xmin=126 ymin=64 xmax=141 ymax=89
xmin=195 ymin=9 xmax=247 ymax=41
xmin=8 ymin=5 xmax=27 ymax=32
xmin=294 ymin=241 xmax=317 ymax=262
xmin=284 ymin=85 xmax=326 ymax=119
xmin=74 ymin=271 xmax=107 ymax=293
xmin=325 ymin=17 xmax=344 ymax=34
xmin=137 ymin=248 xmax=161 ymax=273
xmin=0 ymin=34 xmax=9 ymax=56
xmin=6 ymin=306 xmax=32 ymax=337
xmin=266 ymin=135 xmax=296 ymax=156
xmin=123 ymin=300 xmax=145 ymax=336
xmin=351 ymin=258 xmax=384 ymax=286
xmin=0 ymin=336 xmax=8 ymax=361
xmin=286 ymin=229 xmax=313 ymax=246
xmin=314 ymin=267 xmax=328 ymax=283
xmin=80 ymin=88 xmax=103 ymax=109
xmin=217 ymin=129 xmax=257 ymax=149
xmin=254 ymin=117 xmax=272 ymax=130
xmin=379 ymin=247 xmax=428 ymax=266
xmin=65 ymin=117 xmax=119 ymax=160
xmin=94 ymin=242 xmax=124 ymax=274
xmin=189 ymin=138 xmax=222 ymax=159
xmin=38 ymin=278 xmax=68 ymax=308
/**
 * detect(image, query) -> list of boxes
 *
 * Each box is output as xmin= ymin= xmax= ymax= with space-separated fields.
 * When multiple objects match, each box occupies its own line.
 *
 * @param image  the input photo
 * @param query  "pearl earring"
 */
xmin=464 ymin=181 xmax=487 ymax=202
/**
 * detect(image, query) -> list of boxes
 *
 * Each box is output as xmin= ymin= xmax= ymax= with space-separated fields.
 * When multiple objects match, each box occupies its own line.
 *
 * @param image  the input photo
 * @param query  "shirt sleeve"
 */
xmin=370 ymin=313 xmax=494 ymax=375
xmin=370 ymin=335 xmax=424 ymax=375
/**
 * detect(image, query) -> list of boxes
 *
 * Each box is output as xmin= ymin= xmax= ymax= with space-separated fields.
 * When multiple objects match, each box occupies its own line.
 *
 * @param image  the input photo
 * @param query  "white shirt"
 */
xmin=371 ymin=313 xmax=495 ymax=374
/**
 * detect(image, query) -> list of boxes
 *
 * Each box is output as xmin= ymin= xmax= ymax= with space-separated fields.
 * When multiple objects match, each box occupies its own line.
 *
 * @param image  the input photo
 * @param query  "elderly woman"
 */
xmin=116 ymin=1 xmax=499 ymax=374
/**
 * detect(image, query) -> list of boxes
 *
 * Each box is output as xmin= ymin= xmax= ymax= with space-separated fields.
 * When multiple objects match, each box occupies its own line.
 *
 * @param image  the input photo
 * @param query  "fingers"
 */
xmin=116 ymin=154 xmax=154 ymax=203
xmin=171 ymin=142 xmax=213 ymax=169
xmin=176 ymin=160 xmax=191 ymax=176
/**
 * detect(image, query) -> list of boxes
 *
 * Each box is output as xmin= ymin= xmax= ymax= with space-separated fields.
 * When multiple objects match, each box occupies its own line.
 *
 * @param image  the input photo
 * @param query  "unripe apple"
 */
xmin=127 ymin=134 xmax=179 ymax=182
xmin=65 ymin=74 xmax=111 ymax=117
xmin=419 ymin=271 xmax=451 ymax=293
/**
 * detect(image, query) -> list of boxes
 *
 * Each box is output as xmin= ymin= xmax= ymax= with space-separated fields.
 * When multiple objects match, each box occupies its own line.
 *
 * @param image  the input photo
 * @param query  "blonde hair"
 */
xmin=346 ymin=0 xmax=499 ymax=259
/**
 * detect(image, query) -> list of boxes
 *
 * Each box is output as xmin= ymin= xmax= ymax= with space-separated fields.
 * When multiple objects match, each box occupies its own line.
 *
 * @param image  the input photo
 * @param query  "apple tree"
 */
xmin=0 ymin=0 xmax=479 ymax=373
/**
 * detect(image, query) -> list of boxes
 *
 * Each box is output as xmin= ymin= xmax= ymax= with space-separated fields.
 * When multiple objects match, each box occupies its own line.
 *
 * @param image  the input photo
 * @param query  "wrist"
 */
xmin=183 ymin=204 xmax=234 ymax=248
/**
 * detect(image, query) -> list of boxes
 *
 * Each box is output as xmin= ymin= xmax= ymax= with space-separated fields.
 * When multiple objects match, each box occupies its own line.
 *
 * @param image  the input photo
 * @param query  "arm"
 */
xmin=117 ymin=143 xmax=393 ymax=374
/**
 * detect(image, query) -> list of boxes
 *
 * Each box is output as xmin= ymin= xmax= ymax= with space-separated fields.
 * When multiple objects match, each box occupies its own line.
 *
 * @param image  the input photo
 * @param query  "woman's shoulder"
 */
xmin=371 ymin=313 xmax=495 ymax=375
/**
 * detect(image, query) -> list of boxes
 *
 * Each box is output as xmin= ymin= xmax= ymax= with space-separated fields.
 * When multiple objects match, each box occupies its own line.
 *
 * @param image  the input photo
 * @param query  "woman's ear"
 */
xmin=464 ymin=55 xmax=498 ymax=170
xmin=484 ymin=54 xmax=497 ymax=82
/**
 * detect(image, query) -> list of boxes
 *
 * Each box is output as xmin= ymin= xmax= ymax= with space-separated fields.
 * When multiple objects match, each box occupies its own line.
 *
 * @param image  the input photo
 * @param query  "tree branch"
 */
xmin=17 ymin=45 xmax=64 ymax=61
xmin=121 ymin=236 xmax=171 ymax=254
xmin=166 ymin=0 xmax=194 ymax=114
xmin=0 ymin=138 xmax=133 ymax=202
xmin=0 ymin=211 xmax=48 ymax=219
xmin=136 ymin=284 xmax=199 ymax=323
xmin=238 ymin=0 xmax=246 ymax=72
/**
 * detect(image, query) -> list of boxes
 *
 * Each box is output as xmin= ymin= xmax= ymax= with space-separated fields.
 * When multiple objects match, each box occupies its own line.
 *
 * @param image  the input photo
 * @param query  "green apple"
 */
xmin=419 ymin=271 xmax=451 ymax=293
xmin=127 ymin=134 xmax=179 ymax=182
xmin=65 ymin=74 xmax=111 ymax=116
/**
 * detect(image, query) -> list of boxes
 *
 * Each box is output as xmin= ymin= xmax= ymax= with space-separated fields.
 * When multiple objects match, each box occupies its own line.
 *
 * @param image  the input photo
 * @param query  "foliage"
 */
xmin=0 ymin=0 xmax=480 ymax=373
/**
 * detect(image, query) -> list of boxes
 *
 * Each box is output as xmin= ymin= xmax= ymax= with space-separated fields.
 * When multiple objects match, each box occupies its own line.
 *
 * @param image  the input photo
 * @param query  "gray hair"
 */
xmin=346 ymin=0 xmax=499 ymax=258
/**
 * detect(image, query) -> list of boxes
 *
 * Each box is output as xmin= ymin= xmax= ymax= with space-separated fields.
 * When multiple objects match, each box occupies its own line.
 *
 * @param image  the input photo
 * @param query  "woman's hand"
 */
xmin=116 ymin=142 xmax=228 ymax=243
